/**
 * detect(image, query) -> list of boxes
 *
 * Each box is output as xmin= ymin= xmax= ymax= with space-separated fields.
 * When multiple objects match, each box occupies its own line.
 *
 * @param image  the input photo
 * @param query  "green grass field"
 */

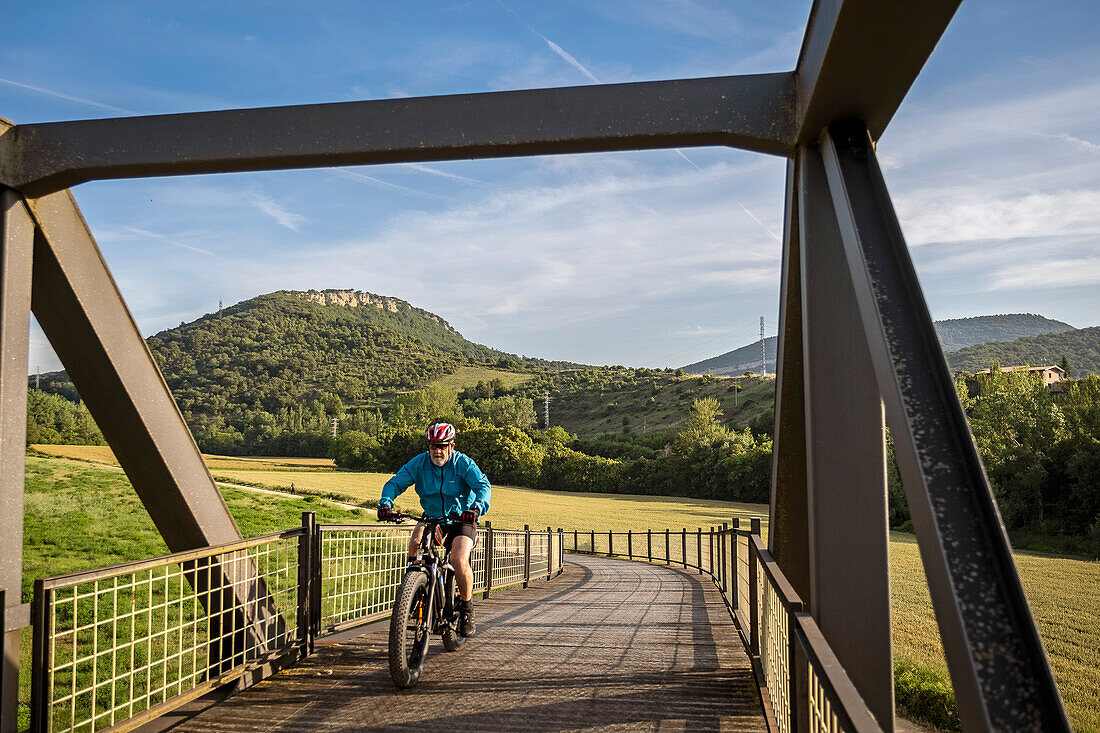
xmin=429 ymin=365 xmax=536 ymax=392
xmin=21 ymin=449 xmax=1099 ymax=731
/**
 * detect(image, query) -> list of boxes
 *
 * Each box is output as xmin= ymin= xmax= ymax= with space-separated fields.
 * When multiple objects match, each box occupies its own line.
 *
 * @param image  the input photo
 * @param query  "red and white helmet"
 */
xmin=425 ymin=422 xmax=456 ymax=444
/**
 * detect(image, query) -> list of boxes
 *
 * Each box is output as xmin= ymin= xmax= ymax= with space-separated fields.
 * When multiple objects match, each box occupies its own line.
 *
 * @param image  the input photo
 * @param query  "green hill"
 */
xmin=934 ymin=314 xmax=1074 ymax=352
xmin=682 ymin=337 xmax=776 ymax=376
xmin=684 ymin=314 xmax=1075 ymax=376
xmin=946 ymin=326 xmax=1100 ymax=376
xmin=32 ymin=289 xmax=581 ymax=451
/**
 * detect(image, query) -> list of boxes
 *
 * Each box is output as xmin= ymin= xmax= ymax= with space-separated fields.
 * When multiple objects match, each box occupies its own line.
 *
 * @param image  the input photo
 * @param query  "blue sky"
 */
xmin=3 ymin=1 xmax=1098 ymax=371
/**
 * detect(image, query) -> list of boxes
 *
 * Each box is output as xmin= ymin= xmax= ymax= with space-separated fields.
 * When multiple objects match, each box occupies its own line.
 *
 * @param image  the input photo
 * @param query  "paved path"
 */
xmin=175 ymin=554 xmax=767 ymax=731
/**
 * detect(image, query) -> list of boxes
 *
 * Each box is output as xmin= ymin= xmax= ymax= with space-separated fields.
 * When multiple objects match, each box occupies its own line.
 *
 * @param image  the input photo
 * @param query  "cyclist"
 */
xmin=377 ymin=422 xmax=491 ymax=637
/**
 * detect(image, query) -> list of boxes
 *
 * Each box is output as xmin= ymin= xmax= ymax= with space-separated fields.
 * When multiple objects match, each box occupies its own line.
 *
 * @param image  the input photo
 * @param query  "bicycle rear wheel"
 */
xmin=388 ymin=571 xmax=430 ymax=687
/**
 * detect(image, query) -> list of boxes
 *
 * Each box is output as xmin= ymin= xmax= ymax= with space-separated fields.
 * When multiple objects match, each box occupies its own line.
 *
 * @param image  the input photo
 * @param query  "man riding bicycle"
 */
xmin=377 ymin=422 xmax=490 ymax=637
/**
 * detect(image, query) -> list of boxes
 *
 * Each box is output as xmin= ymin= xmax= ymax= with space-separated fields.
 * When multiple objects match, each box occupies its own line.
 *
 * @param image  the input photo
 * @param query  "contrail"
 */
xmin=330 ymin=169 xmax=445 ymax=199
xmin=495 ymin=0 xmax=601 ymax=84
xmin=738 ymin=202 xmax=782 ymax=243
xmin=406 ymin=164 xmax=485 ymax=185
xmin=122 ymin=226 xmax=227 ymax=260
xmin=0 ymin=76 xmax=135 ymax=114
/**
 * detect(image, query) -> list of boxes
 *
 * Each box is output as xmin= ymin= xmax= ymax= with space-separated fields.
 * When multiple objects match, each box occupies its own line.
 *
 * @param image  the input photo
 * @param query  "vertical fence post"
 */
xmin=590 ymin=530 xmax=595 ymax=555
xmin=647 ymin=529 xmax=652 ymax=561
xmin=557 ymin=529 xmax=563 ymax=576
xmin=749 ymin=517 xmax=761 ymax=657
xmin=720 ymin=523 xmax=728 ymax=593
xmin=523 ymin=525 xmax=531 ymax=588
xmin=547 ymin=527 xmax=553 ymax=581
xmin=31 ymin=579 xmax=50 ymax=733
xmin=709 ymin=527 xmax=715 ymax=578
xmin=681 ymin=528 xmax=687 ymax=568
xmin=298 ymin=511 xmax=316 ymax=655
xmin=697 ymin=528 xmax=702 ymax=574
xmin=483 ymin=521 xmax=493 ymax=600
xmin=664 ymin=529 xmax=670 ymax=564
xmin=628 ymin=530 xmax=633 ymax=560
xmin=311 ymin=516 xmax=322 ymax=641
xmin=731 ymin=518 xmax=740 ymax=610
xmin=573 ymin=529 xmax=578 ymax=553
xmin=608 ymin=529 xmax=613 ymax=557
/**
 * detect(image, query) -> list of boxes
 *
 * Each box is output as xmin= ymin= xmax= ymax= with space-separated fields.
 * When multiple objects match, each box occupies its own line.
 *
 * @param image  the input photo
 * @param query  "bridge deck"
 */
xmin=173 ymin=554 xmax=767 ymax=731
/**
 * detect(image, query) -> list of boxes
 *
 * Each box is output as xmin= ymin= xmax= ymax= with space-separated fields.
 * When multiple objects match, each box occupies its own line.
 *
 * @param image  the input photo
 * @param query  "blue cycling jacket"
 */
xmin=379 ymin=450 xmax=491 ymax=520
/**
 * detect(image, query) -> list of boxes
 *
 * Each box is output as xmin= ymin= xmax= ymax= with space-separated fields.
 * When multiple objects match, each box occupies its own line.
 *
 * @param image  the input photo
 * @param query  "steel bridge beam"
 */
xmin=0 ymin=186 xmax=33 ymax=733
xmin=821 ymin=120 xmax=1069 ymax=732
xmin=25 ymin=190 xmax=241 ymax=550
xmin=794 ymin=0 xmax=963 ymax=144
xmin=0 ymin=74 xmax=795 ymax=197
xmin=798 ymin=145 xmax=893 ymax=729
xmin=768 ymin=159 xmax=809 ymax=600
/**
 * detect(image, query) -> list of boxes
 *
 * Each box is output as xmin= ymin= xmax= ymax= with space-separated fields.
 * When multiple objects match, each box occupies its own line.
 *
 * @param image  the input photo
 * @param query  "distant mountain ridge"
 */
xmin=934 ymin=314 xmax=1074 ymax=352
xmin=682 ymin=314 xmax=1077 ymax=376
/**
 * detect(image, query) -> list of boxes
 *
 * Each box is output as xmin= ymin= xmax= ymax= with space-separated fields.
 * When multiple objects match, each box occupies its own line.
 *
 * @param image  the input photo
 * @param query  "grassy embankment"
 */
xmin=26 ymin=446 xmax=1100 ymax=732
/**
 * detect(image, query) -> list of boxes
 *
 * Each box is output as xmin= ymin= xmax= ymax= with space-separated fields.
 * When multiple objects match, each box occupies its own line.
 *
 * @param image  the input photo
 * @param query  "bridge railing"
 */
xmin=28 ymin=515 xmax=565 ymax=732
xmin=565 ymin=521 xmax=880 ymax=733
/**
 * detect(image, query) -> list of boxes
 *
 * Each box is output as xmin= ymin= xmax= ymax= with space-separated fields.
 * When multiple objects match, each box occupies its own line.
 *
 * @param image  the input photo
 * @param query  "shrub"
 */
xmin=894 ymin=659 xmax=960 ymax=732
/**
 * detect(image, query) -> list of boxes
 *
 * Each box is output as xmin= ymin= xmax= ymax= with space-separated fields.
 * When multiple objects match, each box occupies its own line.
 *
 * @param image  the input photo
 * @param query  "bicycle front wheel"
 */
xmin=388 ymin=571 xmax=430 ymax=687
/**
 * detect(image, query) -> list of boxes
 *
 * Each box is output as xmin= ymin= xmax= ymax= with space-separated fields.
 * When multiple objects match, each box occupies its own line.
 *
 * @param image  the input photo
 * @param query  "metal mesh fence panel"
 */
xmin=759 ymin=554 xmax=792 ymax=733
xmin=529 ymin=532 xmax=550 ymax=578
xmin=35 ymin=531 xmax=302 ymax=733
xmin=318 ymin=526 xmax=412 ymax=630
xmin=490 ymin=530 xmax=527 ymax=588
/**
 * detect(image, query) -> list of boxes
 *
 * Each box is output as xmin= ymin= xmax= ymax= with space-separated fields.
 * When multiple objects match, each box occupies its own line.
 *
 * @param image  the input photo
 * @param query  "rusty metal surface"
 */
xmin=820 ymin=122 xmax=1070 ymax=732
xmin=171 ymin=555 xmax=767 ymax=732
xmin=1 ymin=74 xmax=795 ymax=196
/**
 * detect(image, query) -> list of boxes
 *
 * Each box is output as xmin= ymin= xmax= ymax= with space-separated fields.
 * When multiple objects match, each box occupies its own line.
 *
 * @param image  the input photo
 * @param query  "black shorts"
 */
xmin=418 ymin=520 xmax=478 ymax=550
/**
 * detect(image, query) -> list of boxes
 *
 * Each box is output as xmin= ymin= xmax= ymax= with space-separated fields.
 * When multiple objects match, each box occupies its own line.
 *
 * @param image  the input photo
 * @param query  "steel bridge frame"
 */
xmin=0 ymin=1 xmax=1070 ymax=730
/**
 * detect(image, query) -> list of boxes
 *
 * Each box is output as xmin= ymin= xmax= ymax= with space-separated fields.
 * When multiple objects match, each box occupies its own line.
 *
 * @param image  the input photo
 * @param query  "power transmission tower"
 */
xmin=759 ymin=316 xmax=766 ymax=376
xmin=35 ymin=365 xmax=40 ymax=391
xmin=331 ymin=417 xmax=338 ymax=438
xmin=543 ymin=391 xmax=551 ymax=429
xmin=218 ymin=299 xmax=223 ymax=313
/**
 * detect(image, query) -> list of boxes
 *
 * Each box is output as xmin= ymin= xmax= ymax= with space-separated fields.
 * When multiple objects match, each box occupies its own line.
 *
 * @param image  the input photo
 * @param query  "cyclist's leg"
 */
xmin=450 ymin=534 xmax=474 ymax=601
xmin=407 ymin=522 xmax=427 ymax=562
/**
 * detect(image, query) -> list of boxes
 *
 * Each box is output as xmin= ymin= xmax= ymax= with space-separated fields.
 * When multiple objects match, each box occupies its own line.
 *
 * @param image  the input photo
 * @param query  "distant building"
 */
xmin=976 ymin=365 xmax=1067 ymax=389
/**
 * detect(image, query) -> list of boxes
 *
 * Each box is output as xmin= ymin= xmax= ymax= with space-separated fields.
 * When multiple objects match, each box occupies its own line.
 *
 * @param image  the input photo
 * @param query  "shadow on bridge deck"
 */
xmin=165 ymin=554 xmax=767 ymax=731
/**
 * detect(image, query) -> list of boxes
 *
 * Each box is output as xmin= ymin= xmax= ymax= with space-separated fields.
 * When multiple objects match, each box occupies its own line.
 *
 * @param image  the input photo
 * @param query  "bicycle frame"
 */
xmin=407 ymin=517 xmax=461 ymax=635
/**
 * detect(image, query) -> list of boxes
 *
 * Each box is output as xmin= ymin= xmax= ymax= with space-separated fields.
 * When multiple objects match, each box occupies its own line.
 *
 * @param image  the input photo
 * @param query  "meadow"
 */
xmin=428 ymin=365 xmax=536 ymax=393
xmin=24 ymin=446 xmax=1100 ymax=731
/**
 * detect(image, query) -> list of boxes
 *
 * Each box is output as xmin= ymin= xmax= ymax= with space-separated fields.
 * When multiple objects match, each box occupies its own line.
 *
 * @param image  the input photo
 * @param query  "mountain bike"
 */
xmin=382 ymin=511 xmax=469 ymax=687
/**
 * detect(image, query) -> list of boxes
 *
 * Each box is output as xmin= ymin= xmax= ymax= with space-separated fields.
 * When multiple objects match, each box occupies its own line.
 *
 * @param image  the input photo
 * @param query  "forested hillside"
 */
xmin=934 ymin=314 xmax=1074 ymax=352
xmin=32 ymin=290 xmax=574 ymax=454
xmin=947 ymin=326 xmax=1100 ymax=376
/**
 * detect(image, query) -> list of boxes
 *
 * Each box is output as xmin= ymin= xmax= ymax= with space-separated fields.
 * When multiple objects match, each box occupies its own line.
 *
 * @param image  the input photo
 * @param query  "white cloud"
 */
xmin=897 ymin=189 xmax=1100 ymax=246
xmin=989 ymin=257 xmax=1100 ymax=291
